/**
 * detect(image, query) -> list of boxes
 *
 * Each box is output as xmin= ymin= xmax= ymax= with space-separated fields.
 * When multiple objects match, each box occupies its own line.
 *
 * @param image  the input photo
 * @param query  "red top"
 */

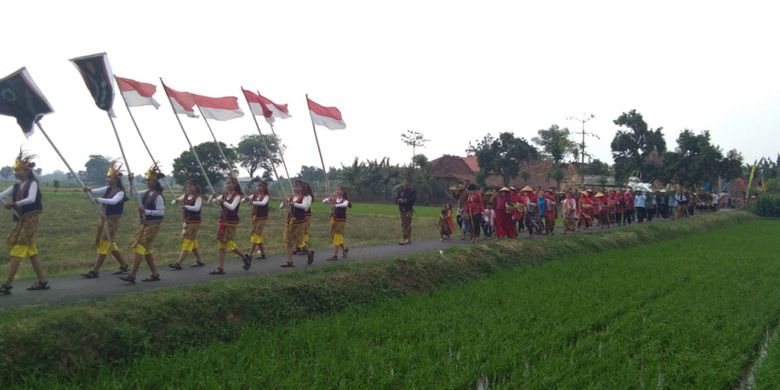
xmin=466 ymin=192 xmax=484 ymax=215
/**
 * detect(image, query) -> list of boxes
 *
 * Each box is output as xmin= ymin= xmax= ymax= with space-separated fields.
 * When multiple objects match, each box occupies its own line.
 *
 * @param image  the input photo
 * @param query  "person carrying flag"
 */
xmin=119 ymin=164 xmax=165 ymax=284
xmin=323 ymin=185 xmax=351 ymax=261
xmin=210 ymin=176 xmax=253 ymax=275
xmin=247 ymin=179 xmax=270 ymax=260
xmin=0 ymin=151 xmax=49 ymax=295
xmin=169 ymin=179 xmax=206 ymax=269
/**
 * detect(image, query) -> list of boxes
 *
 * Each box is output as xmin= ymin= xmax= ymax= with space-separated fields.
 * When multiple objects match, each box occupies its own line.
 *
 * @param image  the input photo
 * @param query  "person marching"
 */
xmin=396 ymin=177 xmax=417 ymax=245
xmin=578 ymin=190 xmax=594 ymax=230
xmin=210 ymin=176 xmax=252 ymax=275
xmin=80 ymin=161 xmax=130 ymax=278
xmin=119 ymin=164 xmax=165 ymax=284
xmin=323 ymin=185 xmax=351 ymax=261
xmin=295 ymin=182 xmax=315 ymax=255
xmin=521 ymin=186 xmax=541 ymax=237
xmin=562 ymin=191 xmax=577 ymax=234
xmin=465 ymin=184 xmax=484 ymax=243
xmin=282 ymin=180 xmax=315 ymax=267
xmin=169 ymin=179 xmax=205 ymax=270
xmin=0 ymin=151 xmax=49 ymax=295
xmin=543 ymin=189 xmax=558 ymax=235
xmin=247 ymin=179 xmax=270 ymax=260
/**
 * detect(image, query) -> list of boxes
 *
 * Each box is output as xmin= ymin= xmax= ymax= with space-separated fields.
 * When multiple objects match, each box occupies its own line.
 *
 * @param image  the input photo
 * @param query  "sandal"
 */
xmin=0 ymin=284 xmax=12 ymax=296
xmin=168 ymin=263 xmax=183 ymax=270
xmin=209 ymin=268 xmax=225 ymax=275
xmin=307 ymin=250 xmax=315 ymax=265
xmin=142 ymin=274 xmax=161 ymax=282
xmin=189 ymin=261 xmax=206 ymax=268
xmin=27 ymin=281 xmax=50 ymax=291
xmin=118 ymin=275 xmax=136 ymax=284
xmin=342 ymin=248 xmax=349 ymax=259
xmin=280 ymin=262 xmax=295 ymax=268
xmin=326 ymin=256 xmax=338 ymax=262
xmin=81 ymin=270 xmax=99 ymax=279
xmin=242 ymin=254 xmax=252 ymax=271
xmin=111 ymin=264 xmax=130 ymax=275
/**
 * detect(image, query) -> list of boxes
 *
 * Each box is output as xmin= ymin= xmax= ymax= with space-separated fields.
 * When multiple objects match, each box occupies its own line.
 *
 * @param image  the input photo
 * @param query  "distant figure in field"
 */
xmin=439 ymin=208 xmax=452 ymax=241
xmin=0 ymin=151 xmax=49 ymax=295
xmin=396 ymin=177 xmax=417 ymax=245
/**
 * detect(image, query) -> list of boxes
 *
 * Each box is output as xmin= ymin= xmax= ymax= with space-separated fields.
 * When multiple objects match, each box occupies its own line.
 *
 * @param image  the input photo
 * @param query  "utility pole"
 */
xmin=566 ymin=113 xmax=597 ymax=165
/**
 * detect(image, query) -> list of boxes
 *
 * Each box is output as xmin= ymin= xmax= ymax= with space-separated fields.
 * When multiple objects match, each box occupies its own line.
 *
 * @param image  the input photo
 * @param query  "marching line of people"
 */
xmin=439 ymin=179 xmax=720 ymax=243
xmin=0 ymin=153 xmax=356 ymax=296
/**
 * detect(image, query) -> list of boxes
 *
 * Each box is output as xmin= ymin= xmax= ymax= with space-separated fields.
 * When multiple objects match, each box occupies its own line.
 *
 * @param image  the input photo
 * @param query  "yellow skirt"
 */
xmin=330 ymin=219 xmax=346 ymax=246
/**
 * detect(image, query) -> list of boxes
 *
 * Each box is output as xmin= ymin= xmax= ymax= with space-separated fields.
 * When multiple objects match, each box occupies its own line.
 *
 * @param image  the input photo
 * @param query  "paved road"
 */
xmin=0 ymin=215 xmax=683 ymax=309
xmin=0 ymin=238 xmax=471 ymax=309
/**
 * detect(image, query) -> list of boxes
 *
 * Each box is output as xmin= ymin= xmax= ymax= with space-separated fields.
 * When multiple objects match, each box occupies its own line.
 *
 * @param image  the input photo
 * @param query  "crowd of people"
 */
xmin=0 ymin=152 xmax=737 ymax=297
xmin=435 ymin=179 xmax=729 ymax=243
xmin=0 ymin=153 xmax=356 ymax=296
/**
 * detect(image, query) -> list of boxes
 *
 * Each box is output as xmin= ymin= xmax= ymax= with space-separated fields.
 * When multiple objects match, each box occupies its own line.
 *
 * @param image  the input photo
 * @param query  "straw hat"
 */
xmin=521 ymin=186 xmax=534 ymax=192
xmin=508 ymin=186 xmax=518 ymax=191
xmin=595 ymin=192 xmax=605 ymax=198
xmin=580 ymin=190 xmax=589 ymax=196
xmin=498 ymin=187 xmax=510 ymax=192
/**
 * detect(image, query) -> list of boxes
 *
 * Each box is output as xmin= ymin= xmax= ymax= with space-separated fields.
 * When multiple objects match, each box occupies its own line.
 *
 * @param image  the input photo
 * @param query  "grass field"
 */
xmin=0 ymin=189 xmax=443 ymax=279
xmin=29 ymin=218 xmax=780 ymax=388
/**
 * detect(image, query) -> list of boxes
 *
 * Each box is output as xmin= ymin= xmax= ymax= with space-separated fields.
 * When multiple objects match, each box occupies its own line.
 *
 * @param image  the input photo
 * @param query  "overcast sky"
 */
xmin=3 ymin=0 xmax=779 ymax=179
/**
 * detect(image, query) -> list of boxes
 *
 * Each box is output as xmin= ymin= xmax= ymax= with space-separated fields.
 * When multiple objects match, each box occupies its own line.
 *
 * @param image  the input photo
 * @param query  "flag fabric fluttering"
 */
xmin=242 ymin=89 xmax=290 ymax=124
xmin=307 ymin=97 xmax=346 ymax=130
xmin=116 ymin=76 xmax=160 ymax=109
xmin=192 ymin=93 xmax=244 ymax=121
xmin=70 ymin=53 xmax=115 ymax=113
xmin=163 ymin=85 xmax=198 ymax=117
xmin=0 ymin=68 xmax=54 ymax=137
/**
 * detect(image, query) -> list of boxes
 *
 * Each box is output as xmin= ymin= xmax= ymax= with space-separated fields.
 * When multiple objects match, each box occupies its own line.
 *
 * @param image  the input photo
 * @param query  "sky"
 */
xmin=2 ymin=0 xmax=779 ymax=179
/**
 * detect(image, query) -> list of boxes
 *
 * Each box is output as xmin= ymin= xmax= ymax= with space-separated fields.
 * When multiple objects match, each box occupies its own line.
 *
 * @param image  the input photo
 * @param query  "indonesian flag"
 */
xmin=192 ymin=93 xmax=244 ymax=121
xmin=115 ymin=76 xmax=160 ymax=109
xmin=163 ymin=85 xmax=198 ymax=117
xmin=0 ymin=68 xmax=54 ymax=137
xmin=307 ymin=96 xmax=346 ymax=130
xmin=242 ymin=89 xmax=290 ymax=124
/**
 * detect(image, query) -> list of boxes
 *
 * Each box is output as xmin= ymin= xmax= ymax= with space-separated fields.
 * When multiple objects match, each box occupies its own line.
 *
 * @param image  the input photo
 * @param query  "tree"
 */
xmin=172 ymin=142 xmax=236 ymax=193
xmin=581 ymin=159 xmax=610 ymax=176
xmin=0 ymin=166 xmax=12 ymax=181
xmin=718 ymin=149 xmax=743 ymax=181
xmin=661 ymin=130 xmax=723 ymax=187
xmin=548 ymin=167 xmax=566 ymax=188
xmin=298 ymin=166 xmax=326 ymax=182
xmin=610 ymin=110 xmax=667 ymax=182
xmin=521 ymin=171 xmax=531 ymax=185
xmin=467 ymin=132 xmax=540 ymax=186
xmin=400 ymin=130 xmax=429 ymax=163
xmin=533 ymin=124 xmax=575 ymax=166
xmin=84 ymin=155 xmax=112 ymax=184
xmin=236 ymin=134 xmax=283 ymax=179
xmin=412 ymin=154 xmax=429 ymax=170
xmin=53 ymin=180 xmax=60 ymax=193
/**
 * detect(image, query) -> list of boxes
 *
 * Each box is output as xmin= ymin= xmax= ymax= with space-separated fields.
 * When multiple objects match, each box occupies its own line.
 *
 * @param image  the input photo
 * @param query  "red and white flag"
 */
xmin=163 ymin=85 xmax=198 ymax=117
xmin=307 ymin=97 xmax=346 ymax=130
xmin=242 ymin=89 xmax=290 ymax=124
xmin=115 ymin=76 xmax=160 ymax=109
xmin=192 ymin=93 xmax=244 ymax=121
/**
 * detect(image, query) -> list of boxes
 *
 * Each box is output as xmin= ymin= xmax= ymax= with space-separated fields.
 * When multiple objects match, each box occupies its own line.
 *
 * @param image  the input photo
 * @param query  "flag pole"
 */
xmin=240 ymin=87 xmax=291 ymax=196
xmin=35 ymin=121 xmax=116 ymax=242
xmin=268 ymin=122 xmax=295 ymax=194
xmin=159 ymin=78 xmax=217 ymax=197
xmin=195 ymin=105 xmax=245 ymax=196
xmin=115 ymin=83 xmax=178 ymax=201
xmin=306 ymin=94 xmax=330 ymax=194
xmin=106 ymin=113 xmax=142 ymax=206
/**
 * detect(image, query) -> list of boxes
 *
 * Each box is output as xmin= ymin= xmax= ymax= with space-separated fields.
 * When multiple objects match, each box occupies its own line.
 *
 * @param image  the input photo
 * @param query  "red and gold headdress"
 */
xmin=144 ymin=162 xmax=165 ymax=181
xmin=106 ymin=160 xmax=124 ymax=178
xmin=12 ymin=149 xmax=36 ymax=172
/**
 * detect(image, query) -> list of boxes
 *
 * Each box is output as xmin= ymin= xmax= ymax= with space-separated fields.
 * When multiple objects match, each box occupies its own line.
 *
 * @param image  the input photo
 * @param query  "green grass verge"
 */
xmin=46 ymin=218 xmax=780 ymax=389
xmin=0 ymin=211 xmax=757 ymax=386
xmin=0 ymin=190 xmax=443 ymax=279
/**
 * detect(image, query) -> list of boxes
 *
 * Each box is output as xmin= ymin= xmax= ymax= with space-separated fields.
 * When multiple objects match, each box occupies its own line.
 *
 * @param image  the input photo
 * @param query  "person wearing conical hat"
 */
xmin=0 ymin=151 xmax=49 ymax=295
xmin=119 ymin=164 xmax=165 ymax=284
xmin=493 ymin=187 xmax=515 ymax=239
xmin=169 ymin=179 xmax=205 ymax=270
xmin=80 ymin=161 xmax=131 ymax=279
xmin=521 ymin=186 xmax=541 ymax=237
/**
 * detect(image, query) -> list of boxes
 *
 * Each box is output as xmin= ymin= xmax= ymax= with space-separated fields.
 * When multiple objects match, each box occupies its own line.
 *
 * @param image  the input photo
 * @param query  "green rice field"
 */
xmin=30 ymin=218 xmax=780 ymax=388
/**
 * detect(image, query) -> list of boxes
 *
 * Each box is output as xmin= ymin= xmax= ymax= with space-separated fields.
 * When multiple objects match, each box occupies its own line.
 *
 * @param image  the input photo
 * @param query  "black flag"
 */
xmin=0 ymin=68 xmax=54 ymax=137
xmin=70 ymin=52 xmax=114 ymax=112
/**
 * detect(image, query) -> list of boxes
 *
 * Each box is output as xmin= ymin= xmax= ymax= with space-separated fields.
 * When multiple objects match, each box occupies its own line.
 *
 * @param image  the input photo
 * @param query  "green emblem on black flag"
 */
xmin=0 ymin=68 xmax=54 ymax=136
xmin=70 ymin=53 xmax=114 ymax=112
